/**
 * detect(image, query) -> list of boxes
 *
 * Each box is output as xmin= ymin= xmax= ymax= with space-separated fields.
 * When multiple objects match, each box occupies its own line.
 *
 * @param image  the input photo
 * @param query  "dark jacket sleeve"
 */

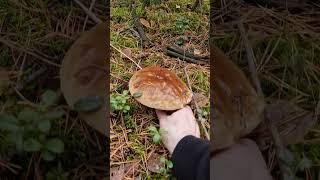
xmin=171 ymin=135 xmax=209 ymax=180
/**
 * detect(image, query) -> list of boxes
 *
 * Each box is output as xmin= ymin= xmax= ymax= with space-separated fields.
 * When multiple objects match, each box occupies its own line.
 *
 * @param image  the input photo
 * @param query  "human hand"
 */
xmin=156 ymin=106 xmax=200 ymax=154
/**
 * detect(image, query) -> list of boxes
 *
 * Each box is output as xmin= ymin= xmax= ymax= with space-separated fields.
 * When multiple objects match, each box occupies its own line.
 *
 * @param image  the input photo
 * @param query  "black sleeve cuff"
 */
xmin=171 ymin=135 xmax=210 ymax=180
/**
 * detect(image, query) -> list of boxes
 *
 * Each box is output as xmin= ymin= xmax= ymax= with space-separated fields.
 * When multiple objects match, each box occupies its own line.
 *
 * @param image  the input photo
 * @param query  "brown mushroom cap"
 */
xmin=60 ymin=22 xmax=108 ymax=137
xmin=129 ymin=66 xmax=193 ymax=111
xmin=211 ymin=45 xmax=265 ymax=151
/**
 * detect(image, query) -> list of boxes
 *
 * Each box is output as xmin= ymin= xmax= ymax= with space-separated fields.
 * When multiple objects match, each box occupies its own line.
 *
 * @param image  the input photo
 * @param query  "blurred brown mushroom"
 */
xmin=60 ymin=23 xmax=108 ymax=136
xmin=129 ymin=66 xmax=193 ymax=111
xmin=212 ymin=45 xmax=265 ymax=152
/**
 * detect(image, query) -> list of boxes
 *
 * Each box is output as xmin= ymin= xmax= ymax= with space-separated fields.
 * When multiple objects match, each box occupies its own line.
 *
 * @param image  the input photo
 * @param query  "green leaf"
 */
xmin=41 ymin=90 xmax=58 ymax=107
xmin=175 ymin=37 xmax=184 ymax=46
xmin=37 ymin=119 xmax=51 ymax=133
xmin=297 ymin=157 xmax=312 ymax=171
xmin=132 ymin=92 xmax=142 ymax=98
xmin=43 ymin=109 xmax=64 ymax=120
xmin=7 ymin=132 xmax=23 ymax=151
xmin=18 ymin=108 xmax=39 ymax=122
xmin=0 ymin=113 xmax=19 ymax=131
xmin=148 ymin=126 xmax=157 ymax=133
xmin=124 ymin=105 xmax=130 ymax=111
xmin=42 ymin=150 xmax=55 ymax=161
xmin=23 ymin=138 xmax=42 ymax=152
xmin=159 ymin=128 xmax=167 ymax=135
xmin=160 ymin=156 xmax=166 ymax=164
xmin=73 ymin=96 xmax=104 ymax=113
xmin=153 ymin=133 xmax=161 ymax=144
xmin=167 ymin=160 xmax=173 ymax=169
xmin=45 ymin=138 xmax=64 ymax=154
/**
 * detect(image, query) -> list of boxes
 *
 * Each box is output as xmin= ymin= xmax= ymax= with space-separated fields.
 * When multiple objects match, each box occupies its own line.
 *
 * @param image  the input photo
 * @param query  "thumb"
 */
xmin=155 ymin=109 xmax=167 ymax=121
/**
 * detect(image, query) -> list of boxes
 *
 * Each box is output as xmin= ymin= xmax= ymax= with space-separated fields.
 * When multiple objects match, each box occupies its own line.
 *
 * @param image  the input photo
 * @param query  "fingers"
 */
xmin=155 ymin=109 xmax=167 ymax=121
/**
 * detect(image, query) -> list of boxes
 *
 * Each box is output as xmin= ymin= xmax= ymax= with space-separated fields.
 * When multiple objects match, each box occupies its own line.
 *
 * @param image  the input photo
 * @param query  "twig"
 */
xmin=16 ymin=66 xmax=47 ymax=91
xmin=110 ymin=43 xmax=142 ymax=69
xmin=237 ymin=21 xmax=263 ymax=96
xmin=184 ymin=67 xmax=210 ymax=140
xmin=82 ymin=0 xmax=97 ymax=31
xmin=0 ymin=37 xmax=61 ymax=67
xmin=167 ymin=45 xmax=209 ymax=60
xmin=166 ymin=49 xmax=208 ymax=65
xmin=73 ymin=0 xmax=102 ymax=24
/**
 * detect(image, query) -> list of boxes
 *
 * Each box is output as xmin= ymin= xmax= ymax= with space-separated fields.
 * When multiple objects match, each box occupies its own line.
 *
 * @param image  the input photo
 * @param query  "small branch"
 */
xmin=73 ymin=0 xmax=102 ymax=24
xmin=167 ymin=45 xmax=208 ymax=60
xmin=237 ymin=22 xmax=263 ymax=96
xmin=166 ymin=49 xmax=208 ymax=65
xmin=16 ymin=66 xmax=47 ymax=91
xmin=82 ymin=0 xmax=97 ymax=31
xmin=110 ymin=43 xmax=142 ymax=69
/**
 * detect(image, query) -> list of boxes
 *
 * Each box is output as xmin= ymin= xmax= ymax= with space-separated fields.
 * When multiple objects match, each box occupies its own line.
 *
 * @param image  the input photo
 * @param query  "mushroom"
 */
xmin=129 ymin=66 xmax=193 ymax=111
xmin=212 ymin=45 xmax=265 ymax=152
xmin=60 ymin=23 xmax=108 ymax=136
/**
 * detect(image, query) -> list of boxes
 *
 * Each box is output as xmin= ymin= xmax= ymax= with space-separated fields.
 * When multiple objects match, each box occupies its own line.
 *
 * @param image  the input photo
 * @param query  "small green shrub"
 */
xmin=0 ymin=90 xmax=65 ymax=162
xmin=110 ymin=90 xmax=132 ymax=114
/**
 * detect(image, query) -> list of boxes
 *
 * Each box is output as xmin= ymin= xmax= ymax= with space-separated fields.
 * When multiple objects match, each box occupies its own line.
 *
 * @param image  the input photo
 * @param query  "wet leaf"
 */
xmin=297 ymin=157 xmax=312 ymax=171
xmin=0 ymin=113 xmax=19 ymax=131
xmin=41 ymin=90 xmax=58 ymax=107
xmin=45 ymin=138 xmax=64 ymax=154
xmin=147 ymin=153 xmax=162 ymax=173
xmin=191 ymin=93 xmax=209 ymax=108
xmin=133 ymin=92 xmax=142 ymax=98
xmin=263 ymin=100 xmax=315 ymax=145
xmin=73 ymin=96 xmax=104 ymax=112
xmin=18 ymin=108 xmax=39 ymax=122
xmin=140 ymin=18 xmax=151 ymax=28
xmin=110 ymin=165 xmax=125 ymax=180
xmin=121 ymin=48 xmax=132 ymax=59
xmin=24 ymin=138 xmax=42 ymax=152
xmin=37 ymin=119 xmax=51 ymax=133
xmin=42 ymin=150 xmax=55 ymax=161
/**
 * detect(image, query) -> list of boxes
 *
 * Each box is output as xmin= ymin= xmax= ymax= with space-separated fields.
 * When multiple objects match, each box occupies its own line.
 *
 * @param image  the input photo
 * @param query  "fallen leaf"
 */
xmin=147 ymin=153 xmax=162 ymax=173
xmin=124 ymin=162 xmax=139 ymax=177
xmin=140 ymin=18 xmax=151 ymax=28
xmin=110 ymin=165 xmax=125 ymax=180
xmin=191 ymin=93 xmax=209 ymax=108
xmin=256 ymin=100 xmax=315 ymax=145
xmin=121 ymin=48 xmax=132 ymax=59
xmin=194 ymin=49 xmax=202 ymax=55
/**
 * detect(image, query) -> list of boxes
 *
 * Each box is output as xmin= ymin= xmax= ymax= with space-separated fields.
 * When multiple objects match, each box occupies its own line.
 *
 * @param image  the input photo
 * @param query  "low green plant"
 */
xmin=110 ymin=90 xmax=132 ymax=114
xmin=46 ymin=162 xmax=69 ymax=180
xmin=175 ymin=16 xmax=190 ymax=34
xmin=148 ymin=126 xmax=166 ymax=144
xmin=159 ymin=156 xmax=174 ymax=178
xmin=0 ymin=90 xmax=64 ymax=161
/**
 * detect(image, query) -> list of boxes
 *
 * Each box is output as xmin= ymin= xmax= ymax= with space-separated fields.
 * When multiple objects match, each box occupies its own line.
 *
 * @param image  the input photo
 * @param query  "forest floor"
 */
xmin=110 ymin=0 xmax=210 ymax=179
xmin=0 ymin=0 xmax=108 ymax=179
xmin=212 ymin=1 xmax=320 ymax=179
